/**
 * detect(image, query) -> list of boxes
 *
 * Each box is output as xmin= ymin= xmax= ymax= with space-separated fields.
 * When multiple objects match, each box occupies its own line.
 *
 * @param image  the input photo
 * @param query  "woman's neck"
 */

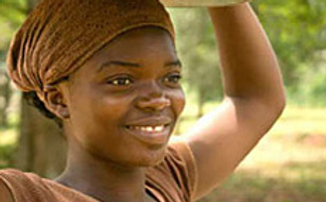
xmin=55 ymin=142 xmax=153 ymax=202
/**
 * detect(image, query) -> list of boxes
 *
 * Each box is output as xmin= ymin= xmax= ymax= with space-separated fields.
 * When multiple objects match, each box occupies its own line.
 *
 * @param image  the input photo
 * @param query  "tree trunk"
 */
xmin=1 ymin=75 xmax=12 ymax=128
xmin=13 ymin=95 xmax=67 ymax=178
xmin=197 ymin=91 xmax=205 ymax=119
xmin=12 ymin=0 xmax=67 ymax=178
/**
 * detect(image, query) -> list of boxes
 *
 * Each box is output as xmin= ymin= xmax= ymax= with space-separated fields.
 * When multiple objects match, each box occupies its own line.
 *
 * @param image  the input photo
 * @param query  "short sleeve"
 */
xmin=145 ymin=140 xmax=198 ymax=202
xmin=0 ymin=169 xmax=54 ymax=202
xmin=0 ymin=169 xmax=98 ymax=202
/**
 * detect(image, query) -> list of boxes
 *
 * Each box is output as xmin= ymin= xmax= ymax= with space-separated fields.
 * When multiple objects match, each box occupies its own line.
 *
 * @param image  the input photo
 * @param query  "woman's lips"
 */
xmin=124 ymin=124 xmax=171 ymax=146
xmin=125 ymin=116 xmax=172 ymax=127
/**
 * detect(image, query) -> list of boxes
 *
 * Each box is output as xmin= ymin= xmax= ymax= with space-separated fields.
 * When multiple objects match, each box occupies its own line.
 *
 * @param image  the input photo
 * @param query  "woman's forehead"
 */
xmin=90 ymin=27 xmax=177 ymax=63
xmin=106 ymin=27 xmax=175 ymax=50
xmin=67 ymin=27 xmax=178 ymax=82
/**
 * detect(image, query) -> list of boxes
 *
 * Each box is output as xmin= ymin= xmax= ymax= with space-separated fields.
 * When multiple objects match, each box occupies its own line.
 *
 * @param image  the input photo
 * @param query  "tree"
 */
xmin=253 ymin=0 xmax=326 ymax=98
xmin=0 ymin=0 xmax=66 ymax=178
xmin=0 ymin=0 xmax=26 ymax=128
xmin=170 ymin=8 xmax=223 ymax=118
xmin=0 ymin=67 xmax=12 ymax=127
xmin=169 ymin=0 xmax=326 ymax=109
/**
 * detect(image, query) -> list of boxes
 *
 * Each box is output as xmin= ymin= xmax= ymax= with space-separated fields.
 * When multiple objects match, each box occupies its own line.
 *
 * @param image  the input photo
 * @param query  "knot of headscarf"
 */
xmin=7 ymin=0 xmax=175 ymax=94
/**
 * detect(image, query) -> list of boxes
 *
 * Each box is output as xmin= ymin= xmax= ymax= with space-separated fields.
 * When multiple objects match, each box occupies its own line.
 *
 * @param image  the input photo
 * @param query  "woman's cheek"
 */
xmin=170 ymin=88 xmax=186 ymax=117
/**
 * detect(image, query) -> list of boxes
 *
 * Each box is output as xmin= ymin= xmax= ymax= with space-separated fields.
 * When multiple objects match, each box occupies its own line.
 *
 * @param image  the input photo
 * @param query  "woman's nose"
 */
xmin=136 ymin=83 xmax=171 ymax=111
xmin=137 ymin=95 xmax=171 ymax=111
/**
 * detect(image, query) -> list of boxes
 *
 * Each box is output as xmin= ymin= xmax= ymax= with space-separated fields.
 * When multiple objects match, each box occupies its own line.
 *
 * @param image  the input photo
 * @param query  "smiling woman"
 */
xmin=57 ymin=27 xmax=186 ymax=169
xmin=0 ymin=0 xmax=285 ymax=202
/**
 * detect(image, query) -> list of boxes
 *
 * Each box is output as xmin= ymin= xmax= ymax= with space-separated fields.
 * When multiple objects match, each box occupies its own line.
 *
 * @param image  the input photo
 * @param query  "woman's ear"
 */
xmin=38 ymin=86 xmax=70 ymax=120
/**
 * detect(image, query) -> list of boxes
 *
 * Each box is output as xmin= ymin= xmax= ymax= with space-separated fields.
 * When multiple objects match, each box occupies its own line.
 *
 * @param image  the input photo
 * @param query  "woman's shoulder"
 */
xmin=0 ymin=168 xmax=44 ymax=191
xmin=0 ymin=168 xmax=45 ymax=189
xmin=0 ymin=169 xmax=100 ymax=202
xmin=0 ymin=174 xmax=14 ymax=202
xmin=0 ymin=168 xmax=40 ymax=179
xmin=0 ymin=168 xmax=51 ymax=202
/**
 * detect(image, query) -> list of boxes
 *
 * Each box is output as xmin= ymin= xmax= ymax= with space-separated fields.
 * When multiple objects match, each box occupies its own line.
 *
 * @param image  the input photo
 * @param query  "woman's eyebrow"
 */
xmin=165 ymin=60 xmax=182 ymax=69
xmin=98 ymin=61 xmax=140 ymax=72
xmin=98 ymin=59 xmax=182 ymax=72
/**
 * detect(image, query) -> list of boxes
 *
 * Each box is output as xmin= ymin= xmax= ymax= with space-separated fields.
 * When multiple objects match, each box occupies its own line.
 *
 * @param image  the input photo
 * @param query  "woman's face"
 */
xmin=63 ymin=27 xmax=185 ymax=167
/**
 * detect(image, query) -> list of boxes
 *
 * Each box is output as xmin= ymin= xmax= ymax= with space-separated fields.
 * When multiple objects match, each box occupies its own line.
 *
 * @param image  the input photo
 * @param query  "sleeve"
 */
xmin=168 ymin=140 xmax=198 ymax=200
xmin=0 ymin=169 xmax=55 ymax=202
xmin=145 ymin=140 xmax=198 ymax=202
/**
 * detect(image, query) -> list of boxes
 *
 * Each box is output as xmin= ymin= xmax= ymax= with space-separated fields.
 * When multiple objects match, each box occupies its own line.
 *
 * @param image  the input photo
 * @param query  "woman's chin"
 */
xmin=120 ymin=146 xmax=168 ymax=168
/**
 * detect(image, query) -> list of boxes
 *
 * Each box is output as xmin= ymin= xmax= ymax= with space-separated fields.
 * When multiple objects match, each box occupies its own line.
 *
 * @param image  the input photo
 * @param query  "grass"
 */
xmin=0 ymin=104 xmax=326 ymax=201
xmin=176 ymin=102 xmax=326 ymax=136
xmin=270 ymin=106 xmax=326 ymax=136
xmin=174 ymin=102 xmax=326 ymax=202
xmin=200 ymin=157 xmax=326 ymax=202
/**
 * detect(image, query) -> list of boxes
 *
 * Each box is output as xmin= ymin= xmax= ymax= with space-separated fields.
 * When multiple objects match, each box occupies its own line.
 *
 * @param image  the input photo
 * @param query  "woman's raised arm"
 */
xmin=182 ymin=2 xmax=286 ymax=200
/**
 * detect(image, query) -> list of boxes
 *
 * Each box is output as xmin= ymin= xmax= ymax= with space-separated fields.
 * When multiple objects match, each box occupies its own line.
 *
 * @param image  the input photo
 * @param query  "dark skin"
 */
xmin=0 ymin=3 xmax=286 ymax=202
xmin=51 ymin=27 xmax=185 ymax=202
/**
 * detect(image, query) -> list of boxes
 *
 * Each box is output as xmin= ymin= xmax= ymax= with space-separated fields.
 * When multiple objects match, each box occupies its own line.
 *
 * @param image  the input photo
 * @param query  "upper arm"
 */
xmin=0 ymin=179 xmax=14 ymax=202
xmin=183 ymin=97 xmax=284 ymax=200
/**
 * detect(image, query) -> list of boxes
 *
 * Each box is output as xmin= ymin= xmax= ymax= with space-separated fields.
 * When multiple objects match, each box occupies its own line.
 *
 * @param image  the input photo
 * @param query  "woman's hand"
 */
xmin=182 ymin=2 xmax=286 ymax=200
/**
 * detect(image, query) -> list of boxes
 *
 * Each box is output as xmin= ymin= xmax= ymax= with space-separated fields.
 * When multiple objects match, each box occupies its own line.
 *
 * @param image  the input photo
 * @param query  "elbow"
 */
xmin=252 ymin=86 xmax=287 ymax=121
xmin=267 ymin=88 xmax=287 ymax=120
xmin=274 ymin=95 xmax=286 ymax=118
xmin=276 ymin=85 xmax=287 ymax=114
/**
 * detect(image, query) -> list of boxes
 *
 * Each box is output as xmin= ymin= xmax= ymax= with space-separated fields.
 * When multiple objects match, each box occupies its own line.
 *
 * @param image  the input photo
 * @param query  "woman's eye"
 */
xmin=107 ymin=77 xmax=132 ymax=86
xmin=164 ymin=74 xmax=182 ymax=84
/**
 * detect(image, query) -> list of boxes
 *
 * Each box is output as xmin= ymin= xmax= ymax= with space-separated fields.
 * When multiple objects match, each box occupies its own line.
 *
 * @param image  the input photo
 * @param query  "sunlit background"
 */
xmin=1 ymin=0 xmax=326 ymax=201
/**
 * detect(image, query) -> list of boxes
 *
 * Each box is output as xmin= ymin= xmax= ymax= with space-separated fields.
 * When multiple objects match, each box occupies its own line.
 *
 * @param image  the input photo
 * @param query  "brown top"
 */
xmin=0 ymin=141 xmax=197 ymax=202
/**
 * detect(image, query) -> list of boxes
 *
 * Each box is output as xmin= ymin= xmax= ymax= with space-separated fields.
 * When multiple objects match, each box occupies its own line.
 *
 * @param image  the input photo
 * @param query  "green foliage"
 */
xmin=0 ymin=0 xmax=27 ymax=28
xmin=0 ymin=0 xmax=28 ymax=60
xmin=253 ymin=0 xmax=326 ymax=102
xmin=169 ymin=0 xmax=326 ymax=106
xmin=169 ymin=8 xmax=223 ymax=107
xmin=0 ymin=144 xmax=15 ymax=168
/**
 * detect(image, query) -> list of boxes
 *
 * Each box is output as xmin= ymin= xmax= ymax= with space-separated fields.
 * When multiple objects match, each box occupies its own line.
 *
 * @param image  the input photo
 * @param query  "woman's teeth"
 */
xmin=128 ymin=125 xmax=165 ymax=132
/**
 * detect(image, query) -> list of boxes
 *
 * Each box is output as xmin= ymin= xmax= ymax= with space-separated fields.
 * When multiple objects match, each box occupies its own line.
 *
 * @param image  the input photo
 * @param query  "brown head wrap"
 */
xmin=7 ymin=0 xmax=175 ymax=94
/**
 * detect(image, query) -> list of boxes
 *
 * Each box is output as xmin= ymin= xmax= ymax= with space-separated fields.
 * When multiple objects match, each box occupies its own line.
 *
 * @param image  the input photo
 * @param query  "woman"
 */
xmin=0 ymin=0 xmax=285 ymax=201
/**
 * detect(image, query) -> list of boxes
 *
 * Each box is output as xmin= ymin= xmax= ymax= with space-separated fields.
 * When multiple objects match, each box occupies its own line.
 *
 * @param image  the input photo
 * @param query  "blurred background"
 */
xmin=0 ymin=0 xmax=325 ymax=201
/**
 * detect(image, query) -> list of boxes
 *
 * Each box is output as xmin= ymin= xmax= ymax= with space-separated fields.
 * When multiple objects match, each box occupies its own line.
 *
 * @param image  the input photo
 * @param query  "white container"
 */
xmin=160 ymin=0 xmax=250 ymax=7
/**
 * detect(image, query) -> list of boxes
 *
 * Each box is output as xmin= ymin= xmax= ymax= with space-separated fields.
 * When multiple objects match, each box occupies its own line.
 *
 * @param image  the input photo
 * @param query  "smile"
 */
xmin=127 ymin=125 xmax=166 ymax=133
xmin=124 ymin=123 xmax=171 ymax=145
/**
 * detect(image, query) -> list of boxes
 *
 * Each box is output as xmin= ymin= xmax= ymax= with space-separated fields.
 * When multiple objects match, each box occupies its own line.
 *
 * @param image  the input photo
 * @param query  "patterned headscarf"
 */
xmin=7 ymin=0 xmax=175 ymax=94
